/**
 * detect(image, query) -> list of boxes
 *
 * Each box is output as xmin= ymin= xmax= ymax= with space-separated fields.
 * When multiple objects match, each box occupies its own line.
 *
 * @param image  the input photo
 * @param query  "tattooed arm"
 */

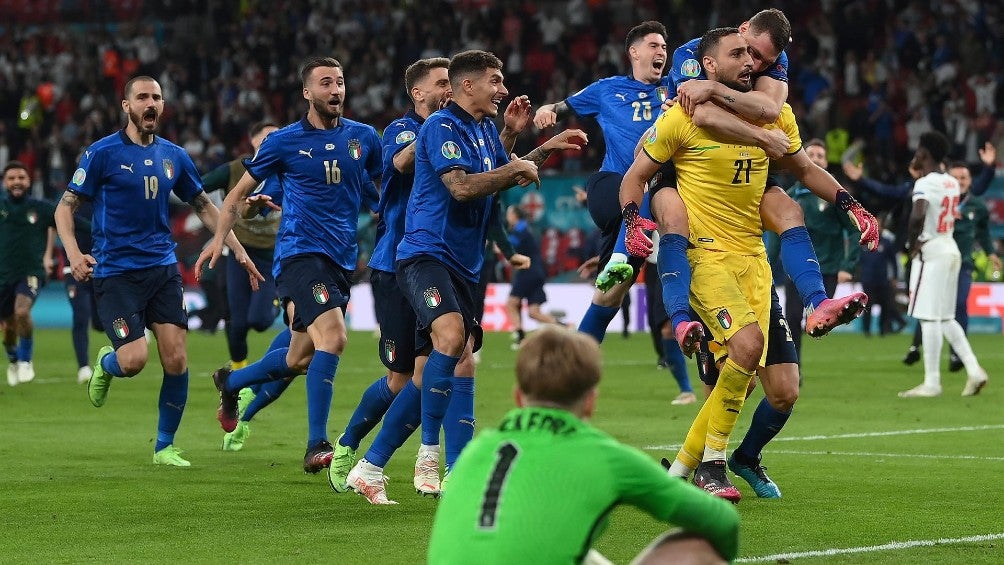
xmin=54 ymin=191 xmax=96 ymax=281
xmin=190 ymin=190 xmax=265 ymax=288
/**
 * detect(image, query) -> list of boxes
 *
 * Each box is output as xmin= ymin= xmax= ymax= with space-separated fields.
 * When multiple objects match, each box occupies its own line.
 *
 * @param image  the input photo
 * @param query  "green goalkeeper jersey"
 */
xmin=428 ymin=407 xmax=740 ymax=564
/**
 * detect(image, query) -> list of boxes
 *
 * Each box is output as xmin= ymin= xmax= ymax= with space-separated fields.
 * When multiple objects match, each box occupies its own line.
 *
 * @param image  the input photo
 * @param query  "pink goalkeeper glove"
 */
xmin=622 ymin=201 xmax=658 ymax=257
xmin=835 ymin=189 xmax=879 ymax=252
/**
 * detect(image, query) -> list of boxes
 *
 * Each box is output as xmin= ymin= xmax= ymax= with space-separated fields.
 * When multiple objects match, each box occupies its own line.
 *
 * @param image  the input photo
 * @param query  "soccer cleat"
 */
xmin=17 ymin=361 xmax=34 ymax=383
xmin=948 ymin=353 xmax=964 ymax=373
xmin=327 ymin=434 xmax=357 ymax=493
xmin=211 ymin=366 xmax=239 ymax=433
xmin=347 ymin=460 xmax=397 ymax=505
xmin=152 ymin=445 xmax=191 ymax=467
xmin=670 ymin=391 xmax=697 ymax=405
xmin=303 ymin=439 xmax=334 ymax=474
xmin=674 ymin=321 xmax=704 ymax=358
xmin=77 ymin=366 xmax=93 ymax=384
xmin=805 ymin=292 xmax=868 ymax=337
xmin=902 ymin=346 xmax=921 ymax=366
xmin=88 ymin=345 xmax=115 ymax=407
xmin=692 ymin=460 xmax=741 ymax=503
xmin=414 ymin=445 xmax=442 ymax=498
xmin=6 ymin=363 xmax=17 ymax=387
xmin=237 ymin=387 xmax=255 ymax=418
xmin=222 ymin=421 xmax=251 ymax=451
xmin=898 ymin=384 xmax=942 ymax=398
xmin=962 ymin=368 xmax=988 ymax=397
xmin=728 ymin=454 xmax=781 ymax=498
xmin=510 ymin=329 xmax=525 ymax=351
xmin=595 ymin=261 xmax=634 ymax=293
xmin=440 ymin=470 xmax=452 ymax=495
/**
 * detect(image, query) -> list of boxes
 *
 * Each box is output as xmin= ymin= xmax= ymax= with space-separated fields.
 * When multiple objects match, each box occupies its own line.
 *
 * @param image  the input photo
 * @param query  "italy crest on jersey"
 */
xmin=348 ymin=139 xmax=362 ymax=160
xmin=312 ymin=283 xmax=330 ymax=304
xmin=716 ymin=309 xmax=732 ymax=330
xmin=384 ymin=340 xmax=396 ymax=363
xmin=424 ymin=287 xmax=442 ymax=308
xmin=163 ymin=159 xmax=174 ymax=180
xmin=113 ymin=318 xmax=129 ymax=339
xmin=656 ymin=86 xmax=669 ymax=102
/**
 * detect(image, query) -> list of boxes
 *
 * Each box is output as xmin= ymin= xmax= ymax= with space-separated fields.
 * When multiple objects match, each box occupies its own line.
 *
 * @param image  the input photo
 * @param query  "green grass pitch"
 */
xmin=2 ymin=329 xmax=1001 ymax=563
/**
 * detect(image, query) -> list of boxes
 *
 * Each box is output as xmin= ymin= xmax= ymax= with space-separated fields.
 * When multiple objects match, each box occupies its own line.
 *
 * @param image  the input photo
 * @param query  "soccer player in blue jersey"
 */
xmin=195 ymin=57 xmax=383 ymax=474
xmin=201 ymin=121 xmax=281 ymax=373
xmin=533 ymin=21 xmax=673 ymax=345
xmin=54 ymin=76 xmax=263 ymax=467
xmin=504 ymin=204 xmax=560 ymax=349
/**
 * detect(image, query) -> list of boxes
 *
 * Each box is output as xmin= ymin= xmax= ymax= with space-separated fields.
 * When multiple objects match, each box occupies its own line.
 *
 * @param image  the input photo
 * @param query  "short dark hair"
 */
xmin=624 ymin=21 xmax=668 ymax=55
xmin=300 ymin=56 xmax=342 ymax=87
xmin=516 ymin=325 xmax=601 ymax=407
xmin=248 ymin=120 xmax=279 ymax=138
xmin=123 ymin=75 xmax=158 ymax=98
xmin=919 ymin=131 xmax=950 ymax=164
xmin=3 ymin=160 xmax=29 ymax=176
xmin=448 ymin=50 xmax=502 ymax=89
xmin=805 ymin=138 xmax=826 ymax=150
xmin=697 ymin=27 xmax=740 ymax=62
xmin=946 ymin=160 xmax=969 ymax=171
xmin=748 ymin=8 xmax=792 ymax=54
xmin=404 ymin=57 xmax=451 ymax=97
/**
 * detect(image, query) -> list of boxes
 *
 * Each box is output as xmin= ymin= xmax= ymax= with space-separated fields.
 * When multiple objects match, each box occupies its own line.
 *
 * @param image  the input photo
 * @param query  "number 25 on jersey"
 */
xmin=937 ymin=195 xmax=959 ymax=233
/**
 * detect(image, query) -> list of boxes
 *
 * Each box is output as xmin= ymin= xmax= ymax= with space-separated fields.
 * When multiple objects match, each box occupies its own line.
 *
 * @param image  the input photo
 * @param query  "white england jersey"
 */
xmin=912 ymin=171 xmax=961 ymax=246
xmin=909 ymin=172 xmax=962 ymax=320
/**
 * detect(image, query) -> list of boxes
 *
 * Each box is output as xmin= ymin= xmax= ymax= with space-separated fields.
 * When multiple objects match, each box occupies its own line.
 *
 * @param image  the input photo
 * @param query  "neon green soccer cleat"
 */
xmin=153 ymin=445 xmax=191 ymax=467
xmin=327 ymin=434 xmax=357 ymax=493
xmin=87 ymin=345 xmax=115 ymax=408
xmin=237 ymin=387 xmax=255 ymax=418
xmin=595 ymin=261 xmax=634 ymax=293
xmin=222 ymin=421 xmax=251 ymax=451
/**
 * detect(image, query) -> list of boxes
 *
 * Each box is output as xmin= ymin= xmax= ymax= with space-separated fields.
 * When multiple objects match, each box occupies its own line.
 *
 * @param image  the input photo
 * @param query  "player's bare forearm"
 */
xmin=214 ymin=173 xmax=258 ymax=244
xmin=442 ymin=161 xmax=536 ymax=201
xmin=191 ymin=193 xmax=242 ymax=253
xmin=521 ymin=146 xmax=552 ymax=168
xmin=620 ymin=154 xmax=661 ymax=208
xmin=711 ymin=79 xmax=784 ymax=124
xmin=499 ymin=127 xmax=519 ymax=154
xmin=54 ymin=191 xmax=82 ymax=257
xmin=691 ymin=103 xmax=768 ymax=146
xmin=392 ymin=142 xmax=417 ymax=173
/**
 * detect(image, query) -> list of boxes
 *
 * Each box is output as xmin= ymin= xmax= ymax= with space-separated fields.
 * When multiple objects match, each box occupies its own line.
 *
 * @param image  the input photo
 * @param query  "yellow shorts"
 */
xmin=688 ymin=248 xmax=772 ymax=367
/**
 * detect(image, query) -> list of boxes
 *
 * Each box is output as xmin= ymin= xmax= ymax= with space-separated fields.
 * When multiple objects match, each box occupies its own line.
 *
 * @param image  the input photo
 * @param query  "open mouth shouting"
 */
xmin=652 ymin=56 xmax=666 ymax=74
xmin=141 ymin=108 xmax=158 ymax=128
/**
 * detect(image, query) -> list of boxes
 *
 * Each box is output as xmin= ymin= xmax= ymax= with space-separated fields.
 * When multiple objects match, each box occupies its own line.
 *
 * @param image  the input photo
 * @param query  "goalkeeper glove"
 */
xmin=835 ymin=189 xmax=879 ymax=251
xmin=621 ymin=201 xmax=658 ymax=257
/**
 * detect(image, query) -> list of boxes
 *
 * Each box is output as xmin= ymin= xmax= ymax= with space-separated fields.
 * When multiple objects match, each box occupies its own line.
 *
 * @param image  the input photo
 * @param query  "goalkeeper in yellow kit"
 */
xmin=427 ymin=326 xmax=740 ymax=565
xmin=619 ymin=27 xmax=804 ymax=502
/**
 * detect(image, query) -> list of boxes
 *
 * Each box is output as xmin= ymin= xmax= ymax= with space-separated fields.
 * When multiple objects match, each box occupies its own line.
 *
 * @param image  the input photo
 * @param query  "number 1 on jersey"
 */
xmin=478 ymin=441 xmax=520 ymax=530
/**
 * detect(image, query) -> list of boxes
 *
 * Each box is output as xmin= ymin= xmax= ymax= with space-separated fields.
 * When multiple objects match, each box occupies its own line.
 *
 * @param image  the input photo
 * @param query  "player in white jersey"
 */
xmin=901 ymin=132 xmax=988 ymax=398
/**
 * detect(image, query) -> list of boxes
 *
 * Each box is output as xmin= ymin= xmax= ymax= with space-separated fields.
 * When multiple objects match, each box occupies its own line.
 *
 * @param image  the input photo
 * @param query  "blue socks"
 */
xmin=735 ymin=397 xmax=792 ymax=462
xmin=578 ymin=304 xmax=619 ymax=343
xmin=613 ymin=191 xmax=653 ymax=257
xmin=662 ymin=337 xmax=692 ymax=393
xmin=227 ymin=347 xmax=294 ymax=391
xmin=657 ymin=234 xmax=693 ymax=329
xmin=16 ymin=336 xmax=33 ymax=362
xmin=156 ymin=370 xmax=189 ymax=451
xmin=779 ymin=227 xmax=827 ymax=309
xmin=242 ymin=378 xmax=291 ymax=422
xmin=305 ymin=350 xmax=340 ymax=447
xmin=444 ymin=376 xmax=475 ymax=470
xmin=101 ymin=351 xmax=126 ymax=377
xmin=365 ymin=380 xmax=422 ymax=467
xmin=421 ymin=350 xmax=459 ymax=446
xmin=340 ymin=375 xmax=397 ymax=450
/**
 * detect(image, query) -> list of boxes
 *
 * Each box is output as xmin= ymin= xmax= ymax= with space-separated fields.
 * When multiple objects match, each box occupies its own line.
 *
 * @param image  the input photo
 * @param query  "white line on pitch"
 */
xmin=643 ymin=424 xmax=1004 ymax=451
xmin=735 ymin=533 xmax=1004 ymax=563
xmin=765 ymin=449 xmax=1004 ymax=462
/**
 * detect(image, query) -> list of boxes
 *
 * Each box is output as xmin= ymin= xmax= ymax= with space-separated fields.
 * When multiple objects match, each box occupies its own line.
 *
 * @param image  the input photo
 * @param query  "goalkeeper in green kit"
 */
xmin=428 ymin=325 xmax=739 ymax=564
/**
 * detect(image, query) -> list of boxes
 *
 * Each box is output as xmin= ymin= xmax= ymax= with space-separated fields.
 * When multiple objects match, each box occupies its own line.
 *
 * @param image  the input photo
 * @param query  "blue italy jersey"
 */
xmin=369 ymin=110 xmax=423 ymax=273
xmin=565 ymin=75 xmax=673 ymax=175
xmin=669 ymin=37 xmax=789 ymax=97
xmin=68 ymin=130 xmax=203 ymax=277
xmin=397 ymin=102 xmax=509 ymax=283
xmin=508 ymin=220 xmax=545 ymax=277
xmin=244 ymin=116 xmax=381 ymax=275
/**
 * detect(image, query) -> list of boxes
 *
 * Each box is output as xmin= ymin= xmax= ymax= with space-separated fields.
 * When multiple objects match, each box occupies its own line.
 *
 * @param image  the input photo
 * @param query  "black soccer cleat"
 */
xmin=902 ymin=346 xmax=920 ymax=366
xmin=692 ymin=460 xmax=741 ymax=503
xmin=212 ymin=366 xmax=239 ymax=433
xmin=304 ymin=439 xmax=334 ymax=474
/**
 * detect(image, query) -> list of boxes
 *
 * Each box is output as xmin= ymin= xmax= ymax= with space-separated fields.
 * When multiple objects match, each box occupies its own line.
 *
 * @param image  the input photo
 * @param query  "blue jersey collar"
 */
xmin=445 ymin=101 xmax=479 ymax=124
xmin=405 ymin=109 xmax=425 ymax=125
xmin=299 ymin=114 xmax=343 ymax=131
xmin=118 ymin=129 xmax=158 ymax=146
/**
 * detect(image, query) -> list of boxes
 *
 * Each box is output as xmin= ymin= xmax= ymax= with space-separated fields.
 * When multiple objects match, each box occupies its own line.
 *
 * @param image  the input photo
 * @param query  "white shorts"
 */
xmin=908 ymin=248 xmax=961 ymax=321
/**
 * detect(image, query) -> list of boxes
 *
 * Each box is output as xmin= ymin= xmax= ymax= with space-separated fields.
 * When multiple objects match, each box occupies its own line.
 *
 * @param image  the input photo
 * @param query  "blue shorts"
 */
xmin=396 ymin=256 xmax=483 ymax=353
xmin=510 ymin=269 xmax=547 ymax=305
xmin=94 ymin=265 xmax=187 ymax=348
xmin=586 ymin=171 xmax=646 ymax=272
xmin=371 ymin=269 xmax=422 ymax=373
xmin=0 ymin=276 xmax=43 ymax=319
xmin=697 ymin=286 xmax=798 ymax=386
xmin=275 ymin=253 xmax=351 ymax=332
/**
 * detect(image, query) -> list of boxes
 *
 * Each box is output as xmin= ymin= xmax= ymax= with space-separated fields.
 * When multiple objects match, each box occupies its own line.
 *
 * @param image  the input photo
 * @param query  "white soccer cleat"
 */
xmin=17 ymin=361 xmax=34 ymax=383
xmin=414 ymin=444 xmax=442 ymax=497
xmin=7 ymin=363 xmax=17 ymax=387
xmin=898 ymin=383 xmax=942 ymax=398
xmin=670 ymin=392 xmax=697 ymax=405
xmin=962 ymin=368 xmax=988 ymax=397
xmin=346 ymin=460 xmax=397 ymax=505
xmin=77 ymin=366 xmax=93 ymax=384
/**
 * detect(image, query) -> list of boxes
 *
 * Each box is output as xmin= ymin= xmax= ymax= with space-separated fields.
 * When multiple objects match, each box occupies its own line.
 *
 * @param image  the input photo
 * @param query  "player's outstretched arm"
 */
xmin=519 ymin=128 xmax=588 ymax=167
xmin=190 ymin=191 xmax=265 ymax=290
xmin=532 ymin=100 xmax=571 ymax=130
xmin=677 ymin=76 xmax=786 ymax=125
xmin=194 ymin=171 xmax=260 ymax=274
xmin=241 ymin=194 xmax=281 ymax=219
xmin=776 ymin=150 xmax=879 ymax=251
xmin=691 ymin=103 xmax=790 ymax=159
xmin=54 ymin=191 xmax=96 ymax=282
xmin=441 ymin=158 xmax=539 ymax=202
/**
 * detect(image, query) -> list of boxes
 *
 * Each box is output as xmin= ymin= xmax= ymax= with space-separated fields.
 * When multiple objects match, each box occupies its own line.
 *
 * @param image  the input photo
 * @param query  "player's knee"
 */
xmin=314 ymin=329 xmax=347 ymax=355
xmin=728 ymin=325 xmax=764 ymax=370
xmin=386 ymin=370 xmax=413 ymax=393
xmin=766 ymin=383 xmax=798 ymax=412
xmin=116 ymin=349 xmax=148 ymax=377
xmin=632 ymin=531 xmax=727 ymax=565
xmin=160 ymin=350 xmax=187 ymax=375
xmin=12 ymin=308 xmax=31 ymax=325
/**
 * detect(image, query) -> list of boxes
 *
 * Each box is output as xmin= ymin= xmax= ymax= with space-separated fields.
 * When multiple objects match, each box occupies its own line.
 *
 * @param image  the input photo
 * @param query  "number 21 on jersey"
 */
xmin=936 ymin=195 xmax=960 ymax=233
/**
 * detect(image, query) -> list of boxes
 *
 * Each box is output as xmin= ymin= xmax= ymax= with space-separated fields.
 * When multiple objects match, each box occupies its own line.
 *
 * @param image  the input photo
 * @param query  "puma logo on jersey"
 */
xmin=661 ymin=271 xmax=680 ymax=278
xmin=84 ymin=150 xmax=92 ymax=158
xmin=429 ymin=387 xmax=451 ymax=396
xmin=440 ymin=123 xmax=453 ymax=131
xmin=298 ymin=148 xmax=313 ymax=158
xmin=120 ymin=163 xmax=134 ymax=173
xmin=614 ymin=93 xmax=627 ymax=101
